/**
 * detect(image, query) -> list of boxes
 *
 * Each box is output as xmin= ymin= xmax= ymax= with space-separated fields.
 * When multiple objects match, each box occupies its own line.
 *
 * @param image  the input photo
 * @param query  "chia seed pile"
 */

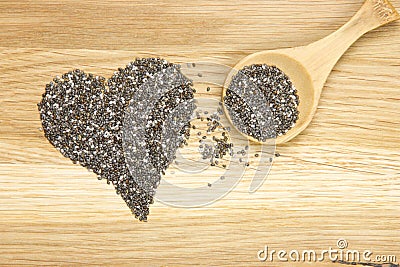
xmin=224 ymin=64 xmax=299 ymax=142
xmin=38 ymin=58 xmax=194 ymax=221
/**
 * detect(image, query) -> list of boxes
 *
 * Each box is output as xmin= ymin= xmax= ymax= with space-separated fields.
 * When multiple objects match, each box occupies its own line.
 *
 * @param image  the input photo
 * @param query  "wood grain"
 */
xmin=0 ymin=0 xmax=399 ymax=266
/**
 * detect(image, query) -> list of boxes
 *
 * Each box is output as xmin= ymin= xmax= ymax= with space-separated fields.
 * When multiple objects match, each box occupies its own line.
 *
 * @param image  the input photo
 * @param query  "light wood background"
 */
xmin=0 ymin=0 xmax=399 ymax=266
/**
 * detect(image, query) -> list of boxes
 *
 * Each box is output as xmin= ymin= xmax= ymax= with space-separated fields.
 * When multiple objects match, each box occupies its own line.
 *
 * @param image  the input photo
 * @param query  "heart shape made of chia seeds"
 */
xmin=38 ymin=58 xmax=195 ymax=221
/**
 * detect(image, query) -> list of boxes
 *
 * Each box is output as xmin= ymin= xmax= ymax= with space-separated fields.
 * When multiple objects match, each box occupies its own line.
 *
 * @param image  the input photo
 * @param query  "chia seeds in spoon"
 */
xmin=224 ymin=64 xmax=299 ymax=142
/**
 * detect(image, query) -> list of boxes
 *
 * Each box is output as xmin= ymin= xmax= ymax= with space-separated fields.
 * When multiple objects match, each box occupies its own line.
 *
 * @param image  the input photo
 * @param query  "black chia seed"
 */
xmin=224 ymin=64 xmax=299 ymax=141
xmin=38 ymin=58 xmax=194 ymax=221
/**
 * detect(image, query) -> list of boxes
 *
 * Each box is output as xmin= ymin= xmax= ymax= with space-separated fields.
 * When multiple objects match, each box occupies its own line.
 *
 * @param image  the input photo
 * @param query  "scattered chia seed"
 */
xmin=194 ymin=110 xmax=234 ymax=167
xmin=224 ymin=64 xmax=299 ymax=141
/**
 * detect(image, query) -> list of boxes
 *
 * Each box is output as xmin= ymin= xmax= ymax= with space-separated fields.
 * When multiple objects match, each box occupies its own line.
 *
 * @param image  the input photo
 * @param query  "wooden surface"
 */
xmin=1 ymin=0 xmax=400 ymax=266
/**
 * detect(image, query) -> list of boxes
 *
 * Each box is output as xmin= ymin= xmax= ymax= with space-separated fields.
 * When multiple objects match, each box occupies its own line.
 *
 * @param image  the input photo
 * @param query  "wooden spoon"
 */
xmin=222 ymin=0 xmax=399 ymax=145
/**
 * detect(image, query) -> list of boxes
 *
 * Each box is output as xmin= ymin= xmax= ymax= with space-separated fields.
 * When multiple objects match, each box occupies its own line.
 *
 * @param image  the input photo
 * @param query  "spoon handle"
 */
xmin=289 ymin=0 xmax=399 ymax=94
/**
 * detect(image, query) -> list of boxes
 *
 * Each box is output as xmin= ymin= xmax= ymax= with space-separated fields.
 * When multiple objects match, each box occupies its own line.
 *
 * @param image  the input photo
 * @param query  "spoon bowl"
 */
xmin=222 ymin=0 xmax=400 ymax=144
xmin=223 ymin=52 xmax=315 ymax=144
